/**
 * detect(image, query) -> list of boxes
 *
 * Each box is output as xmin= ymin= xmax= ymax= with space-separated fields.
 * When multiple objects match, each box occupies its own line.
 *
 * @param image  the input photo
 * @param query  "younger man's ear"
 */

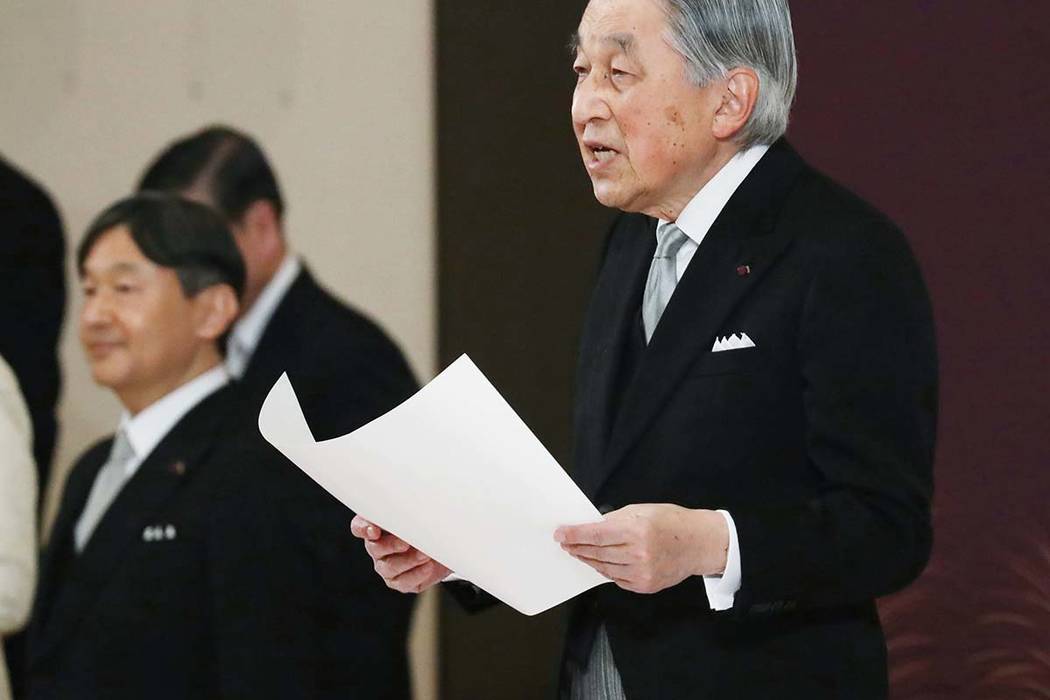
xmin=194 ymin=284 xmax=240 ymax=342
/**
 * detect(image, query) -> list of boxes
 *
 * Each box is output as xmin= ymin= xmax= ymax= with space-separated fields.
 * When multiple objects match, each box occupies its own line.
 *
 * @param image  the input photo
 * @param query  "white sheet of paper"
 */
xmin=257 ymin=354 xmax=609 ymax=615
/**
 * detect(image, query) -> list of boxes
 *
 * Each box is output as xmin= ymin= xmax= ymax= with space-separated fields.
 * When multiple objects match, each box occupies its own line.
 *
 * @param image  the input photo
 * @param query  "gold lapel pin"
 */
xmin=170 ymin=460 xmax=186 ymax=476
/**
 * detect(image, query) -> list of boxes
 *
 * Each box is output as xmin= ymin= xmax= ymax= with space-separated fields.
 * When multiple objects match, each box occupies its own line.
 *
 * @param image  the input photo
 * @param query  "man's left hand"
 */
xmin=555 ymin=504 xmax=729 ymax=594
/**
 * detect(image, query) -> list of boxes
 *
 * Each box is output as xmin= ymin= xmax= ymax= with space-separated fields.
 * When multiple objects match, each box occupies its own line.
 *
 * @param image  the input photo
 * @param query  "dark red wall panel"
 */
xmin=789 ymin=3 xmax=1050 ymax=696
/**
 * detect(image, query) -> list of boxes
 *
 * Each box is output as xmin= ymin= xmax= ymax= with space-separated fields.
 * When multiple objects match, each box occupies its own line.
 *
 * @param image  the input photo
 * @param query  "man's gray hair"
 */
xmin=661 ymin=0 xmax=797 ymax=147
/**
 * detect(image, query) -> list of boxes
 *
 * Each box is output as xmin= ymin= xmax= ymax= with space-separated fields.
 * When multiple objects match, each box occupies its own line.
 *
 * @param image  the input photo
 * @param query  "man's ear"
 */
xmin=712 ymin=67 xmax=760 ymax=141
xmin=193 ymin=284 xmax=240 ymax=343
xmin=237 ymin=200 xmax=282 ymax=253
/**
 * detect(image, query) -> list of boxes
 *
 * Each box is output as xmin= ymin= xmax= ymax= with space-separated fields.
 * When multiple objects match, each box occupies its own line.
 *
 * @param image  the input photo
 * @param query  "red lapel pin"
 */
xmin=736 ymin=265 xmax=751 ymax=277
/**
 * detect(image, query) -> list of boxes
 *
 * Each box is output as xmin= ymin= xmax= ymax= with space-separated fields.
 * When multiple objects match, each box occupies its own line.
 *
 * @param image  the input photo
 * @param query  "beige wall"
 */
xmin=0 ymin=1 xmax=438 ymax=697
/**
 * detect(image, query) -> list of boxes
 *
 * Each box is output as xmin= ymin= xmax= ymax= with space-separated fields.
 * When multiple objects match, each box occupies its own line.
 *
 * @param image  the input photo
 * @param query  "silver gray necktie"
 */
xmin=642 ymin=222 xmax=689 ymax=343
xmin=74 ymin=429 xmax=136 ymax=552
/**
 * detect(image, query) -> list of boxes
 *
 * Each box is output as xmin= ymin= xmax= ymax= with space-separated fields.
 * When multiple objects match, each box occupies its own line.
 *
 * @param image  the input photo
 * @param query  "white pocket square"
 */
xmin=711 ymin=333 xmax=756 ymax=353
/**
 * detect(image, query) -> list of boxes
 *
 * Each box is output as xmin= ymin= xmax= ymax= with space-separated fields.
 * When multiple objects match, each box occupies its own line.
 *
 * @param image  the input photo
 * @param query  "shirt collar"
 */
xmin=229 ymin=254 xmax=302 ymax=358
xmin=658 ymin=143 xmax=771 ymax=247
xmin=118 ymin=364 xmax=230 ymax=470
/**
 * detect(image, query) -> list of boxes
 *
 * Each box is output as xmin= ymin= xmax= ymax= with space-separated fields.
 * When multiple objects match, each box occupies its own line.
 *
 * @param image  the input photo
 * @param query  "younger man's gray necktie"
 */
xmin=73 ymin=429 xmax=136 ymax=552
xmin=642 ymin=222 xmax=689 ymax=343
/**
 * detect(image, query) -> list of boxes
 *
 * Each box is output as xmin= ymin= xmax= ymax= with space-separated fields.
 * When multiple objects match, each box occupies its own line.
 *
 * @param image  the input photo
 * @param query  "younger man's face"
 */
xmin=79 ymin=226 xmax=212 ymax=404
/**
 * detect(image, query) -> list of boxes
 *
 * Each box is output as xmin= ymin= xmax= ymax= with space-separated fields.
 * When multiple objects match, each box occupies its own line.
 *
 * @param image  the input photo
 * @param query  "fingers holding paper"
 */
xmin=350 ymin=515 xmax=451 ymax=594
xmin=555 ymin=504 xmax=729 ymax=595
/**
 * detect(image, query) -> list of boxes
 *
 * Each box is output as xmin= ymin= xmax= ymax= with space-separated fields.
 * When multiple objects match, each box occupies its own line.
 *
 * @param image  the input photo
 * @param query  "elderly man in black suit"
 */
xmin=28 ymin=194 xmax=412 ymax=699
xmin=353 ymin=0 xmax=937 ymax=698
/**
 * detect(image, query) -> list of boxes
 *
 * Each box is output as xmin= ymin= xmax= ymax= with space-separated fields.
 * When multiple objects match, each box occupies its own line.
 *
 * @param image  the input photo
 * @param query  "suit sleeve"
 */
xmin=731 ymin=220 xmax=937 ymax=614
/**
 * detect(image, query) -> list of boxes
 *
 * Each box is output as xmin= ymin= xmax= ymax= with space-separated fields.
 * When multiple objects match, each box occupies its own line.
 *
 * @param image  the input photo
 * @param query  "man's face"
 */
xmin=572 ymin=0 xmax=724 ymax=218
xmin=79 ymin=226 xmax=209 ymax=401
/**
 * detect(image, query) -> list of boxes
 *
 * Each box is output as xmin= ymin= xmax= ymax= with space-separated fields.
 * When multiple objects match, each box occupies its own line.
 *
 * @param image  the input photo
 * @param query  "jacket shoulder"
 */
xmin=283 ymin=271 xmax=408 ymax=355
xmin=786 ymin=168 xmax=908 ymax=249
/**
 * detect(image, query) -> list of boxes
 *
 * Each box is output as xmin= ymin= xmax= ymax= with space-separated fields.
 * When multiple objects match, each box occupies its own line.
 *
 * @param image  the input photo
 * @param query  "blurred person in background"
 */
xmin=0 ymin=355 xmax=37 ymax=700
xmin=0 ymin=154 xmax=65 ymax=700
xmin=27 ymin=194 xmax=411 ymax=699
xmin=0 ymin=155 xmax=65 ymax=491
xmin=138 ymin=126 xmax=417 ymax=696
xmin=137 ymin=125 xmax=418 ymax=442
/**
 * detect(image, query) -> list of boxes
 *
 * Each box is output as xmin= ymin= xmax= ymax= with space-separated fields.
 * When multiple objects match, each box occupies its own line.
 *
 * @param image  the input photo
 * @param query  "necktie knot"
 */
xmin=109 ymin=428 xmax=135 ymax=468
xmin=654 ymin=222 xmax=689 ymax=260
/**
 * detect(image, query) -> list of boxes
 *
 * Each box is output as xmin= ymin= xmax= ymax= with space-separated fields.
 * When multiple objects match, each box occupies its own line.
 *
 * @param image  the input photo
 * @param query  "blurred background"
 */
xmin=2 ymin=1 xmax=1048 ymax=698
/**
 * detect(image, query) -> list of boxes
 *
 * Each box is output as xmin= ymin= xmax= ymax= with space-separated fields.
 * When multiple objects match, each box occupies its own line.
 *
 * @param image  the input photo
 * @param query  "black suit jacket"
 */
xmin=0 ymin=155 xmax=65 ymax=483
xmin=567 ymin=141 xmax=937 ymax=698
xmin=27 ymin=384 xmax=413 ymax=699
xmin=238 ymin=265 xmax=418 ymax=441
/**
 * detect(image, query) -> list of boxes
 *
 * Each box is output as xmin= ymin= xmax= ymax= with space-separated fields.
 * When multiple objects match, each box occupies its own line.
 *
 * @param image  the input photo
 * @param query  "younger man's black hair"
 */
xmin=77 ymin=192 xmax=246 ymax=301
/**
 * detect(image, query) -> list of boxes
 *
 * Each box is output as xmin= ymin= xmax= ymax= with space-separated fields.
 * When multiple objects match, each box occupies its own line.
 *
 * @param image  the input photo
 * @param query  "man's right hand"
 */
xmin=350 ymin=515 xmax=451 ymax=594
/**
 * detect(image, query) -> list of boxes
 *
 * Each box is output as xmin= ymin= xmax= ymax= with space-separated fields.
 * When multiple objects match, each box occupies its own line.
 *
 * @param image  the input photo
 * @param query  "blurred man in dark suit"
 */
xmin=137 ymin=126 xmax=418 ymax=441
xmin=28 ymin=194 xmax=412 ymax=699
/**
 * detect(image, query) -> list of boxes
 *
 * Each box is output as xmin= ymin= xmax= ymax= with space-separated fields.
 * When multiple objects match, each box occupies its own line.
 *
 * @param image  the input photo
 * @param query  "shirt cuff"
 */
xmin=702 ymin=509 xmax=741 ymax=611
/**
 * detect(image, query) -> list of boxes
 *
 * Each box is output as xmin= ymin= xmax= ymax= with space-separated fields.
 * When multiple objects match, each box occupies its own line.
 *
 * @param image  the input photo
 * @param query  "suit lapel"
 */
xmin=31 ymin=388 xmax=232 ymax=664
xmin=31 ymin=443 xmax=108 ymax=642
xmin=591 ymin=140 xmax=808 ymax=496
xmin=575 ymin=216 xmax=655 ymax=497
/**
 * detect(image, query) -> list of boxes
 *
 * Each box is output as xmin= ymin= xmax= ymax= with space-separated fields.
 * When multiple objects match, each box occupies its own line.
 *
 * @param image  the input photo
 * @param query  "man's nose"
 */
xmin=571 ymin=74 xmax=612 ymax=126
xmin=81 ymin=290 xmax=114 ymax=326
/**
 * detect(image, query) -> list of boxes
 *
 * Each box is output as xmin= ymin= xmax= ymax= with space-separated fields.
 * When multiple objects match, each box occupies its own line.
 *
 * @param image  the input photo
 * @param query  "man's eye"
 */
xmin=611 ymin=68 xmax=630 ymax=79
xmin=574 ymin=65 xmax=589 ymax=78
xmin=82 ymin=286 xmax=96 ymax=297
xmin=115 ymin=284 xmax=137 ymax=294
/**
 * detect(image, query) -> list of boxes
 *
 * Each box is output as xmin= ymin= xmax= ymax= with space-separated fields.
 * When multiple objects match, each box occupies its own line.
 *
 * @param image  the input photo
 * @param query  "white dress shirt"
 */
xmin=116 ymin=365 xmax=231 ymax=477
xmin=225 ymin=254 xmax=301 ymax=379
xmin=656 ymin=143 xmax=770 ymax=612
xmin=72 ymin=365 xmax=230 ymax=552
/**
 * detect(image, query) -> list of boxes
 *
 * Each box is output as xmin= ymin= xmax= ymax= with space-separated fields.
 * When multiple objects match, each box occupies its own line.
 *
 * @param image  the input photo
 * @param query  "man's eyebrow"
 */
xmin=568 ymin=32 xmax=635 ymax=57
xmin=604 ymin=32 xmax=635 ymax=55
xmin=81 ymin=261 xmax=144 ymax=278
